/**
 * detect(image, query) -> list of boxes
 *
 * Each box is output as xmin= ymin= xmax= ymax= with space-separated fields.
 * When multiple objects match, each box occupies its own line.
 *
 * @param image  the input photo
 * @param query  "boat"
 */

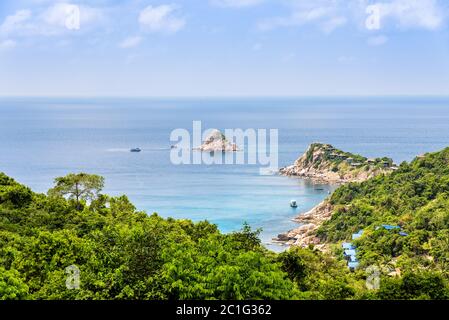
xmin=130 ymin=148 xmax=141 ymax=152
xmin=290 ymin=200 xmax=298 ymax=208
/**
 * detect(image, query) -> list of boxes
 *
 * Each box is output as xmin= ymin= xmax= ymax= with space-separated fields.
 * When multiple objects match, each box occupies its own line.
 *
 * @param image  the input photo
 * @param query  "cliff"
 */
xmin=279 ymin=143 xmax=396 ymax=184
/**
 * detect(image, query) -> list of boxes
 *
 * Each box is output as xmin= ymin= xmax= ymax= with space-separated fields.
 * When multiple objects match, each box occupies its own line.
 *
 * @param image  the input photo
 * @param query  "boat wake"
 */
xmin=106 ymin=147 xmax=171 ymax=153
xmin=106 ymin=148 xmax=130 ymax=153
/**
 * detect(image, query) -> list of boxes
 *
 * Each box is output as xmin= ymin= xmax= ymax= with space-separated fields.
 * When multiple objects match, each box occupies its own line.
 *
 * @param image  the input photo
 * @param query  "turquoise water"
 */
xmin=1 ymin=97 xmax=449 ymax=250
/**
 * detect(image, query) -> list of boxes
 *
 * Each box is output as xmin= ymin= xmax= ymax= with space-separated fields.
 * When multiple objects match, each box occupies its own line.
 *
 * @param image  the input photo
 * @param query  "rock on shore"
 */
xmin=273 ymin=200 xmax=333 ymax=249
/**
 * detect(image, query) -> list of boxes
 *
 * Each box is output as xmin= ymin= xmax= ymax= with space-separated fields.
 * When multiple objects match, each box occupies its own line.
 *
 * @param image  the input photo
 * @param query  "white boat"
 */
xmin=290 ymin=200 xmax=298 ymax=208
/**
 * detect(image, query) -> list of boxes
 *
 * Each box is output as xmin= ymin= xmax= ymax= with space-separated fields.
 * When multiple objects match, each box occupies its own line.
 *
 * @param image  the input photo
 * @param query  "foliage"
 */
xmin=0 ymin=173 xmax=300 ymax=300
xmin=48 ymin=173 xmax=104 ymax=210
xmin=316 ymin=147 xmax=449 ymax=296
xmin=0 ymin=267 xmax=29 ymax=300
xmin=278 ymin=247 xmax=363 ymax=299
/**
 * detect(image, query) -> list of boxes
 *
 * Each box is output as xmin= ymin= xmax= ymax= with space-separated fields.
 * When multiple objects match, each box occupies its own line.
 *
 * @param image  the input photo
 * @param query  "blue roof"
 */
xmin=352 ymin=233 xmax=362 ymax=240
xmin=349 ymin=255 xmax=358 ymax=262
xmin=348 ymin=262 xmax=359 ymax=269
xmin=342 ymin=242 xmax=355 ymax=249
xmin=399 ymin=232 xmax=408 ymax=236
xmin=382 ymin=225 xmax=400 ymax=230
xmin=344 ymin=249 xmax=356 ymax=256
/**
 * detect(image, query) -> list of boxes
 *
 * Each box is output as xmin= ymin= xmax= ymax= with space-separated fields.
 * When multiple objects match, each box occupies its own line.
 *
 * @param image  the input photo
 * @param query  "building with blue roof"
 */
xmin=344 ymin=249 xmax=356 ymax=256
xmin=382 ymin=225 xmax=400 ymax=230
xmin=348 ymin=261 xmax=359 ymax=271
xmin=376 ymin=224 xmax=408 ymax=236
xmin=342 ymin=242 xmax=355 ymax=250
xmin=352 ymin=230 xmax=363 ymax=240
xmin=342 ymin=236 xmax=362 ymax=271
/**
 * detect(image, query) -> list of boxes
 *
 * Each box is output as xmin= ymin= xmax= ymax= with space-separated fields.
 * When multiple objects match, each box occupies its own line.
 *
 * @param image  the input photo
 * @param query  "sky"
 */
xmin=1 ymin=0 xmax=449 ymax=97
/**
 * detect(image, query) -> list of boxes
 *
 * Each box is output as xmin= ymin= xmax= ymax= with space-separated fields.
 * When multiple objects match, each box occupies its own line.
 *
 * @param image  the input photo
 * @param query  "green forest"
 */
xmin=2 ymin=147 xmax=449 ymax=300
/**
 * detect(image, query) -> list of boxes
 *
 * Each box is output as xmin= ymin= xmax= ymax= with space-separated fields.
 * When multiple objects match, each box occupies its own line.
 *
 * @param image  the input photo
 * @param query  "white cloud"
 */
xmin=258 ymin=0 xmax=448 ymax=32
xmin=0 ymin=39 xmax=17 ymax=50
xmin=375 ymin=0 xmax=445 ymax=30
xmin=0 ymin=10 xmax=32 ymax=35
xmin=322 ymin=16 xmax=347 ymax=33
xmin=367 ymin=35 xmax=388 ymax=46
xmin=258 ymin=1 xmax=348 ymax=33
xmin=0 ymin=4 xmax=105 ymax=37
xmin=41 ymin=3 xmax=103 ymax=30
xmin=139 ymin=5 xmax=185 ymax=34
xmin=119 ymin=36 xmax=142 ymax=48
xmin=211 ymin=0 xmax=264 ymax=8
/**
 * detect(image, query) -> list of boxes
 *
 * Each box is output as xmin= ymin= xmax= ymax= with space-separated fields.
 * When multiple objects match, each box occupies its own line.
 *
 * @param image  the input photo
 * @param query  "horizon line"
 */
xmin=1 ymin=94 xmax=449 ymax=100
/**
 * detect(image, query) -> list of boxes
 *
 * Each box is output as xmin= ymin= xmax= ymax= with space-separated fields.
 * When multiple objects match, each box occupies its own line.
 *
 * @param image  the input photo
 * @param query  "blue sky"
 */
xmin=1 ymin=0 xmax=449 ymax=97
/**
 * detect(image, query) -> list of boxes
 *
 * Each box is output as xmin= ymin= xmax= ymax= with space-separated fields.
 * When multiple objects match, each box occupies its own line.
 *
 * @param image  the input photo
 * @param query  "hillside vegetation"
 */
xmin=317 ymin=147 xmax=449 ymax=298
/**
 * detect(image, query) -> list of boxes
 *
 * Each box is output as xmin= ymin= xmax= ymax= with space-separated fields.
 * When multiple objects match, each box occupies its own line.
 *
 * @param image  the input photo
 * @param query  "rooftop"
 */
xmin=344 ymin=249 xmax=356 ymax=256
xmin=342 ymin=242 xmax=355 ymax=250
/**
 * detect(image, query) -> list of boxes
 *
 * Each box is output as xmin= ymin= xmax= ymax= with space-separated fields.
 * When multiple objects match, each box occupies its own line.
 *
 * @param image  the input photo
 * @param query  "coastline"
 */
xmin=273 ymin=199 xmax=333 ymax=251
xmin=279 ymin=164 xmax=391 ymax=185
xmin=274 ymin=143 xmax=397 ymax=250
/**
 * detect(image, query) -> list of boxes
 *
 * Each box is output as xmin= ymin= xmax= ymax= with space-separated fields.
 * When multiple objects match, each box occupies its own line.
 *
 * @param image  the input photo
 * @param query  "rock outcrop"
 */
xmin=273 ymin=200 xmax=333 ymax=249
xmin=193 ymin=129 xmax=239 ymax=152
xmin=279 ymin=143 xmax=396 ymax=184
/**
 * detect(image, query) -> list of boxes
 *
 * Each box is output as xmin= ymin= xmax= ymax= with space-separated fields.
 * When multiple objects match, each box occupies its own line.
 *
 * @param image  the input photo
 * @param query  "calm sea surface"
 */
xmin=1 ymin=97 xmax=449 ymax=251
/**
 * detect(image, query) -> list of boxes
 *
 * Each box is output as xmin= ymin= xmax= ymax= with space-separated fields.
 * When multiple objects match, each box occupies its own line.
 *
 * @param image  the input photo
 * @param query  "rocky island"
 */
xmin=279 ymin=143 xmax=396 ymax=184
xmin=275 ymin=143 xmax=397 ymax=248
xmin=193 ymin=129 xmax=239 ymax=152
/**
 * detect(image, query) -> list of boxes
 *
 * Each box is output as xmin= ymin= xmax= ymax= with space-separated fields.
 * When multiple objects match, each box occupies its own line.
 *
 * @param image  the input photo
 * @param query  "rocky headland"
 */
xmin=279 ymin=143 xmax=396 ymax=184
xmin=275 ymin=143 xmax=397 ymax=248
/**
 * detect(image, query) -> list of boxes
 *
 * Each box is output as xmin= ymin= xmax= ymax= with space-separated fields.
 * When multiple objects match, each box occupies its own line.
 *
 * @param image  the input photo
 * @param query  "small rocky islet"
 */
xmin=193 ymin=129 xmax=239 ymax=152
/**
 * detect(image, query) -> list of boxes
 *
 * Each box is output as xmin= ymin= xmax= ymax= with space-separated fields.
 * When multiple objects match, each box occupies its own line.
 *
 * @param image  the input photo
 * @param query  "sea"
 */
xmin=1 ymin=97 xmax=449 ymax=251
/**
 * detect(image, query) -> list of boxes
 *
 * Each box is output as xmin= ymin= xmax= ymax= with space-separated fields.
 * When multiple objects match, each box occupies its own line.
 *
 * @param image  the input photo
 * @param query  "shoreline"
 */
xmin=279 ymin=165 xmax=349 ymax=184
xmin=272 ymin=199 xmax=334 ymax=250
xmin=274 ymin=143 xmax=396 ymax=250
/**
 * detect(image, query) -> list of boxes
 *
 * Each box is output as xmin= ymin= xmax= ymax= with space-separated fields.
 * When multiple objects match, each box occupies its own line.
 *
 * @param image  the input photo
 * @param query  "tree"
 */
xmin=48 ymin=173 xmax=104 ymax=210
xmin=0 ymin=184 xmax=33 ymax=208
xmin=0 ymin=267 xmax=29 ymax=300
xmin=228 ymin=222 xmax=262 ymax=251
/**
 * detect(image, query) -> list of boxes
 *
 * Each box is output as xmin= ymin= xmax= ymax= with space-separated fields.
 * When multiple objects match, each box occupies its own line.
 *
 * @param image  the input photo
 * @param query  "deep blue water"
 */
xmin=1 ymin=97 xmax=449 ymax=251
